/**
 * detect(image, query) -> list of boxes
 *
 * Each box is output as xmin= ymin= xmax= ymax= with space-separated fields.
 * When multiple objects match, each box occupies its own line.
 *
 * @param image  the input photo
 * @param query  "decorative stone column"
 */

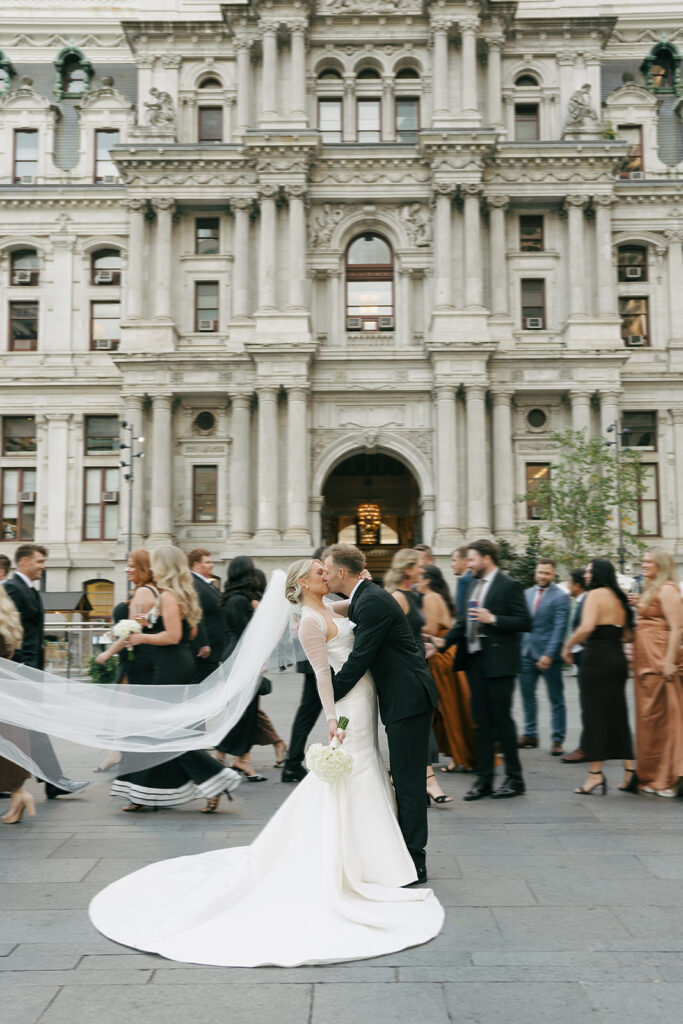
xmin=460 ymin=17 xmax=480 ymax=119
xmin=599 ymin=390 xmax=621 ymax=439
xmin=125 ymin=198 xmax=146 ymax=319
xmin=285 ymin=387 xmax=311 ymax=542
xmin=565 ymin=195 xmax=588 ymax=318
xmin=665 ymin=230 xmax=683 ymax=344
xmin=486 ymin=34 xmax=505 ymax=130
xmin=382 ymin=78 xmax=395 ymax=142
xmin=255 ymin=386 xmax=280 ymax=540
xmin=570 ymin=389 xmax=593 ymax=434
xmin=49 ymin=236 xmax=75 ymax=353
xmin=491 ymin=389 xmax=515 ymax=534
xmin=258 ymin=185 xmax=278 ymax=311
xmin=231 ymin=198 xmax=251 ymax=318
xmin=343 ymin=75 xmax=355 ymax=141
xmin=466 ymin=384 xmax=490 ymax=534
xmin=594 ymin=195 xmax=617 ymax=317
xmin=286 ymin=186 xmax=307 ymax=310
xmin=397 ymin=264 xmax=411 ymax=347
xmin=235 ymin=40 xmax=251 ymax=134
xmin=229 ymin=394 xmax=252 ymax=539
xmin=289 ymin=24 xmax=307 ymax=124
xmin=329 ymin=269 xmax=344 ymax=345
xmin=121 ymin=395 xmax=146 ymax=545
xmin=434 ymin=386 xmax=459 ymax=544
xmin=149 ymin=394 xmax=173 ymax=544
xmin=432 ymin=186 xmax=454 ymax=309
xmin=487 ymin=195 xmax=509 ymax=315
xmin=45 ymin=414 xmax=71 ymax=546
xmin=463 ymin=184 xmax=484 ymax=308
xmin=260 ymin=22 xmax=278 ymax=123
xmin=152 ymin=197 xmax=175 ymax=320
xmin=430 ymin=19 xmax=451 ymax=124
xmin=671 ymin=409 xmax=683 ymax=544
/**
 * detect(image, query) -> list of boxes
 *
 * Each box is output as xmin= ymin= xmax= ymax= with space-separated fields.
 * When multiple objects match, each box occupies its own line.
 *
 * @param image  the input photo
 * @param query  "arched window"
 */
xmin=11 ymin=249 xmax=39 ymax=286
xmin=318 ymin=69 xmax=342 ymax=81
xmin=317 ymin=68 xmax=344 ymax=142
xmin=54 ymin=47 xmax=93 ymax=101
xmin=357 ymin=68 xmax=381 ymax=80
xmin=345 ymin=233 xmax=394 ymax=332
xmin=641 ymin=42 xmax=682 ymax=96
xmin=91 ymin=249 xmax=122 ymax=286
xmin=515 ymin=73 xmax=539 ymax=87
xmin=396 ymin=67 xmax=420 ymax=80
xmin=617 ymin=244 xmax=648 ymax=283
xmin=198 ymin=76 xmax=222 ymax=89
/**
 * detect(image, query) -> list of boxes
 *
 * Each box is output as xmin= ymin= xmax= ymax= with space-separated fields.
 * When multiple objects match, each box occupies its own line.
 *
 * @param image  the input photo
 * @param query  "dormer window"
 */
xmin=641 ymin=41 xmax=682 ymax=97
xmin=54 ymin=46 xmax=93 ymax=101
xmin=0 ymin=50 xmax=15 ymax=95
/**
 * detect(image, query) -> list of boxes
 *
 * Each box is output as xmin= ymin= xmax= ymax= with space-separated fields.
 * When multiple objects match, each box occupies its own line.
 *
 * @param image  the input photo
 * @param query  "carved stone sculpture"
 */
xmin=566 ymin=83 xmax=600 ymax=129
xmin=145 ymin=87 xmax=175 ymax=127
xmin=401 ymin=203 xmax=432 ymax=247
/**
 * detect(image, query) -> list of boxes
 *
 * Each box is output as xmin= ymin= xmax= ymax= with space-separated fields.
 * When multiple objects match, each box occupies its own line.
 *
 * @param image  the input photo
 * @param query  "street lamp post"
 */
xmin=605 ymin=421 xmax=631 ymax=574
xmin=119 ymin=420 xmax=144 ymax=556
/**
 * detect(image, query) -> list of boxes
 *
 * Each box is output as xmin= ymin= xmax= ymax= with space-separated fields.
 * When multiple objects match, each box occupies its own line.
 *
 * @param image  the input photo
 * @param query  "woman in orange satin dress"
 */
xmin=419 ymin=566 xmax=476 ymax=773
xmin=632 ymin=549 xmax=683 ymax=798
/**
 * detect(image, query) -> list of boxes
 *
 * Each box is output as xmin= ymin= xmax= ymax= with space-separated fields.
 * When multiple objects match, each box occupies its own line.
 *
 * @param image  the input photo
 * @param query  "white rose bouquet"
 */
xmin=111 ymin=619 xmax=142 ymax=661
xmin=305 ymin=716 xmax=353 ymax=784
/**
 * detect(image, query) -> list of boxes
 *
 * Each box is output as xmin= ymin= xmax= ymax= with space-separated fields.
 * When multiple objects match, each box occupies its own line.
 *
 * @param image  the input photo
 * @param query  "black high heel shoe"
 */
xmin=575 ymin=770 xmax=607 ymax=796
xmin=426 ymin=770 xmax=453 ymax=806
xmin=618 ymin=769 xmax=639 ymax=793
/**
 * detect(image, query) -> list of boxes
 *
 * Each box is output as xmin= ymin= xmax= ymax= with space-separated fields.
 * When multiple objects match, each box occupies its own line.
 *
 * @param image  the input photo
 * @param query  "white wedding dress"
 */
xmin=89 ymin=612 xmax=444 ymax=966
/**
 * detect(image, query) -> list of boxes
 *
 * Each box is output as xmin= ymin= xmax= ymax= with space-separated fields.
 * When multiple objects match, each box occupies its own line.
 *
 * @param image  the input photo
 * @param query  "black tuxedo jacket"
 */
xmin=4 ymin=575 xmax=45 ymax=669
xmin=444 ymin=570 xmax=530 ymax=679
xmin=191 ymin=574 xmax=224 ymax=656
xmin=331 ymin=580 xmax=438 ymax=725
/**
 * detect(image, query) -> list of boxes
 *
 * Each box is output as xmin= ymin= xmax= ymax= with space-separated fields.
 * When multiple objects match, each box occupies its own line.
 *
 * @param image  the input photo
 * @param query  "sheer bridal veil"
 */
xmin=0 ymin=570 xmax=292 ymax=783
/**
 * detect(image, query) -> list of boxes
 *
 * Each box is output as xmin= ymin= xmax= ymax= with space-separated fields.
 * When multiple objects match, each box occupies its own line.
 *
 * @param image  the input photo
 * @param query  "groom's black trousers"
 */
xmin=386 ymin=708 xmax=432 ymax=871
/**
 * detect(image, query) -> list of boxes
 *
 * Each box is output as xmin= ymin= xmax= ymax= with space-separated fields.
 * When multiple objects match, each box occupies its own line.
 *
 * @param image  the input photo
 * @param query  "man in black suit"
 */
xmin=323 ymin=543 xmax=438 ymax=884
xmin=188 ymin=548 xmax=223 ymax=683
xmin=441 ymin=538 xmax=531 ymax=801
xmin=4 ymin=544 xmax=88 ymax=798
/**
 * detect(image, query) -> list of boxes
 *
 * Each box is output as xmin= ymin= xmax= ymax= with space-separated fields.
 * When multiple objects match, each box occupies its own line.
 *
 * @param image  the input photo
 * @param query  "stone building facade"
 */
xmin=0 ymin=0 xmax=682 ymax=600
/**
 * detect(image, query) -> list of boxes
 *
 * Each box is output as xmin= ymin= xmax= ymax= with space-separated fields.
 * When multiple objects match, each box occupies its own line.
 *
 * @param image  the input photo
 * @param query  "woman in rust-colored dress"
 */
xmin=419 ymin=566 xmax=476 ymax=774
xmin=632 ymin=549 xmax=683 ymax=798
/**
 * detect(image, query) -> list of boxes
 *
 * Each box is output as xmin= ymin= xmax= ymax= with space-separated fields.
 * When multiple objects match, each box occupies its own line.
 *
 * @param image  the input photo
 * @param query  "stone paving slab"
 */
xmin=311 ymin=982 xmax=450 ymax=1024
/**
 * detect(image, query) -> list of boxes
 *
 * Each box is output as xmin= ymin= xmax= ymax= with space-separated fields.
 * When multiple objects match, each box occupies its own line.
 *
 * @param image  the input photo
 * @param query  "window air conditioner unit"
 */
xmin=101 ymin=175 xmax=119 ymax=184
xmin=15 ymin=270 xmax=32 ymax=283
xmin=346 ymin=317 xmax=362 ymax=330
xmin=530 ymin=506 xmax=541 ymax=520
xmin=96 ymin=270 xmax=113 ymax=284
xmin=378 ymin=316 xmax=394 ymax=330
xmin=95 ymin=338 xmax=113 ymax=350
xmin=198 ymin=319 xmax=216 ymax=332
xmin=625 ymin=335 xmax=645 ymax=347
xmin=629 ymin=171 xmax=645 ymax=180
xmin=625 ymin=266 xmax=642 ymax=279
xmin=525 ymin=317 xmax=543 ymax=329
xmin=102 ymin=491 xmax=119 ymax=503
xmin=19 ymin=175 xmax=35 ymax=184
xmin=18 ymin=491 xmax=36 ymax=503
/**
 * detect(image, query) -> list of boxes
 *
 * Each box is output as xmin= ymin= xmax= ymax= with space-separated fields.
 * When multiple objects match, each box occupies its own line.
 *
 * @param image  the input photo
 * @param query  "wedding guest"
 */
xmin=0 ymin=553 xmax=10 ymax=582
xmin=95 ymin=550 xmax=158 ymax=685
xmin=451 ymin=546 xmax=471 ymax=613
xmin=0 ymin=585 xmax=36 ymax=823
xmin=632 ymin=549 xmax=683 ymax=798
xmin=414 ymin=544 xmax=434 ymax=567
xmin=562 ymin=559 xmax=636 ymax=796
xmin=187 ymin=547 xmax=224 ymax=683
xmin=561 ymin=569 xmax=589 ymax=764
xmin=419 ymin=566 xmax=475 ymax=775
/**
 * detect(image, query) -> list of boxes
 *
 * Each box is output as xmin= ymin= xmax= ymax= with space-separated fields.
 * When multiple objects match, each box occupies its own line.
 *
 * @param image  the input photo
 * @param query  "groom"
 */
xmin=323 ymin=544 xmax=438 ymax=884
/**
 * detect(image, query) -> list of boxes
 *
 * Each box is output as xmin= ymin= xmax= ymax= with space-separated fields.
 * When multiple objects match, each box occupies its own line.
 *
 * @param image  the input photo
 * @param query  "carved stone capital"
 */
xmin=564 ymin=194 xmax=590 ymax=210
xmin=431 ymin=184 xmax=456 ymax=200
xmin=491 ymin=387 xmax=515 ymax=406
xmin=258 ymin=183 xmax=280 ymax=201
xmin=593 ymin=193 xmax=617 ymax=209
xmin=231 ymin=196 xmax=253 ymax=213
xmin=486 ymin=194 xmax=510 ymax=210
xmin=664 ymin=228 xmax=683 ymax=244
xmin=285 ymin=184 xmax=308 ymax=201
xmin=161 ymin=55 xmax=182 ymax=70
xmin=462 ymin=182 xmax=484 ymax=199
xmin=485 ymin=33 xmax=506 ymax=52
xmin=125 ymin=197 xmax=147 ymax=214
xmin=430 ymin=17 xmax=452 ymax=35
xmin=151 ymin=196 xmax=176 ymax=214
xmin=458 ymin=16 xmax=480 ymax=35
xmin=557 ymin=50 xmax=578 ymax=67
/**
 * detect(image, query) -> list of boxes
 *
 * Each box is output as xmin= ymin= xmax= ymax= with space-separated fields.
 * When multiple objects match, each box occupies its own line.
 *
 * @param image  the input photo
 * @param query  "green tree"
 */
xmin=519 ymin=428 xmax=645 ymax=571
xmin=496 ymin=528 xmax=547 ymax=588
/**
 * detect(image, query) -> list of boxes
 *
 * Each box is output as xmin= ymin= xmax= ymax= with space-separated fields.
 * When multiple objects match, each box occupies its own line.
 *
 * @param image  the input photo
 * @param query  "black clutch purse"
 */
xmin=258 ymin=676 xmax=272 ymax=696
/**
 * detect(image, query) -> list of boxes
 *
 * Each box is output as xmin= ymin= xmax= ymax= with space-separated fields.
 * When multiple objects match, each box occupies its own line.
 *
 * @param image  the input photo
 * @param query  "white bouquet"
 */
xmin=111 ymin=619 xmax=142 ymax=660
xmin=305 ymin=716 xmax=353 ymax=784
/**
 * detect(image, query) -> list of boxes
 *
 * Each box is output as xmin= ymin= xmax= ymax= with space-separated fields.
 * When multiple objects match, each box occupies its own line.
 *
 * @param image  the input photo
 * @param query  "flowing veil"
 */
xmin=0 ymin=570 xmax=293 ymax=783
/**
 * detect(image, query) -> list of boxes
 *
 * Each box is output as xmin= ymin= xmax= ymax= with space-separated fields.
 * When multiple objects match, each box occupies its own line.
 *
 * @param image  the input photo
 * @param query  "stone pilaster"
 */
xmin=229 ymin=394 xmax=252 ymax=539
xmin=434 ymin=386 xmax=459 ymax=545
xmin=151 ymin=197 xmax=175 ymax=320
xmin=258 ymin=186 xmax=278 ymax=311
xmin=594 ymin=195 xmax=617 ymax=318
xmin=286 ymin=186 xmax=307 ymax=310
xmin=564 ymin=195 xmax=589 ymax=318
xmin=459 ymin=16 xmax=480 ymax=121
xmin=430 ymin=18 xmax=451 ymax=125
xmin=491 ymin=389 xmax=515 ymax=535
xmin=487 ymin=195 xmax=509 ymax=315
xmin=485 ymin=34 xmax=505 ymax=130
xmin=125 ymin=198 xmax=146 ymax=319
xmin=466 ymin=384 xmax=490 ymax=535
xmin=254 ymin=386 xmax=280 ymax=541
xmin=570 ymin=389 xmax=593 ymax=434
xmin=120 ymin=395 xmax=146 ymax=547
xmin=432 ymin=186 xmax=455 ymax=309
xmin=289 ymin=24 xmax=307 ymax=125
xmin=285 ymin=386 xmax=311 ymax=542
xmin=260 ymin=22 xmax=278 ymax=124
xmin=235 ymin=40 xmax=252 ymax=134
xmin=599 ymin=390 xmax=621 ymax=439
xmin=463 ymin=184 xmax=484 ymax=308
xmin=231 ymin=198 xmax=251 ymax=318
xmin=149 ymin=393 xmax=173 ymax=544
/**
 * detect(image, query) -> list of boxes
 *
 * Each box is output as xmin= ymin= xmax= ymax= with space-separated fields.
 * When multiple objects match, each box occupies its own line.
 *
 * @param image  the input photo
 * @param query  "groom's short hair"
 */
xmin=327 ymin=543 xmax=366 ymax=576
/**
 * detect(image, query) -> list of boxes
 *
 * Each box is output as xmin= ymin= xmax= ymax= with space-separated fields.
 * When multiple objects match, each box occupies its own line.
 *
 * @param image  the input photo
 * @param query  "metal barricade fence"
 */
xmin=43 ymin=621 xmax=112 ymax=681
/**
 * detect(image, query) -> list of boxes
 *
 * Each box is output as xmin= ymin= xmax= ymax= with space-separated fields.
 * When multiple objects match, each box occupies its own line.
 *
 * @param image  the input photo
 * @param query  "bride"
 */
xmin=89 ymin=557 xmax=444 ymax=967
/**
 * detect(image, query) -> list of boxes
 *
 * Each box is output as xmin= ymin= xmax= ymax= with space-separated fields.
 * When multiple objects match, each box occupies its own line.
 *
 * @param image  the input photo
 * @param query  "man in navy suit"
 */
xmin=450 ymin=545 xmax=471 ymax=617
xmin=518 ymin=559 xmax=570 ymax=755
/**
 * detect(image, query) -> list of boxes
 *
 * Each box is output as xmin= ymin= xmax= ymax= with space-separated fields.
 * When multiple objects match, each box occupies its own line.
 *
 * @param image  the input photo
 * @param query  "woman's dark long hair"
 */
xmin=423 ymin=565 xmax=456 ymax=617
xmin=221 ymin=555 xmax=260 ymax=605
xmin=587 ymin=558 xmax=634 ymax=629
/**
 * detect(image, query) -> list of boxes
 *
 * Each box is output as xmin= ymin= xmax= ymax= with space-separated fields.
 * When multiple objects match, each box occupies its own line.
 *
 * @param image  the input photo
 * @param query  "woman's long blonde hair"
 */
xmin=641 ymin=548 xmax=680 ymax=608
xmin=384 ymin=548 xmax=420 ymax=594
xmin=0 ymin=584 xmax=24 ymax=653
xmin=150 ymin=546 xmax=202 ymax=628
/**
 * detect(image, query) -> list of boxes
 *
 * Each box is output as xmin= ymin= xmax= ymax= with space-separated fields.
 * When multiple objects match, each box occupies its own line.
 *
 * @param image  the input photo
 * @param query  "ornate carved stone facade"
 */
xmin=0 ymin=0 xmax=682 ymax=594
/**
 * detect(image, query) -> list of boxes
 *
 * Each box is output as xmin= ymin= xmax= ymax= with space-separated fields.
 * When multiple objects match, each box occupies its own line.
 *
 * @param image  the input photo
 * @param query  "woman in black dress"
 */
xmin=562 ymin=558 xmax=636 ymax=796
xmin=111 ymin=546 xmax=241 ymax=813
xmin=0 ymin=585 xmax=36 ymax=824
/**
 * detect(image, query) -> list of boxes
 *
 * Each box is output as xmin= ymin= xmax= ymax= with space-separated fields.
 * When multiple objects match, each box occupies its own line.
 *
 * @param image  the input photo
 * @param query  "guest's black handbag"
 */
xmin=258 ymin=676 xmax=273 ymax=696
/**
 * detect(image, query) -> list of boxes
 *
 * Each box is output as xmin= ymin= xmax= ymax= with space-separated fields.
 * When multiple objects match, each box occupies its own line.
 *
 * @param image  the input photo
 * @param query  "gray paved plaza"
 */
xmin=1 ymin=670 xmax=682 ymax=1024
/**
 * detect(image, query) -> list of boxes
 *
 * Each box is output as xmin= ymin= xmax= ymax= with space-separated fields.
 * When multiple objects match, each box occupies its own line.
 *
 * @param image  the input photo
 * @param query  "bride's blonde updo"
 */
xmin=286 ymin=558 xmax=315 ymax=605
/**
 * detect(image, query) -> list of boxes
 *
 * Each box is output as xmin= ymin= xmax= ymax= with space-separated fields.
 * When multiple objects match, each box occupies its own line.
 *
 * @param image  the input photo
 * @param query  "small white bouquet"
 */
xmin=305 ymin=716 xmax=353 ymax=784
xmin=111 ymin=619 xmax=142 ymax=660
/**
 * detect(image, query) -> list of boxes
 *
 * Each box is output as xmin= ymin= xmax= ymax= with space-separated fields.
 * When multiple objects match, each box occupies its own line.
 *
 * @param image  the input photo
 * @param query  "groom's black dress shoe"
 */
xmin=463 ymin=781 xmax=492 ymax=802
xmin=45 ymin=778 xmax=89 ymax=799
xmin=403 ymin=864 xmax=428 ymax=887
xmin=491 ymin=777 xmax=525 ymax=799
xmin=281 ymin=764 xmax=307 ymax=783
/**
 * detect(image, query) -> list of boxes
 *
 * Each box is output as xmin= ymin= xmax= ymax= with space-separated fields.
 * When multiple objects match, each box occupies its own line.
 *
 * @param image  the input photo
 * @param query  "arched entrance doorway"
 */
xmin=321 ymin=453 xmax=421 ymax=580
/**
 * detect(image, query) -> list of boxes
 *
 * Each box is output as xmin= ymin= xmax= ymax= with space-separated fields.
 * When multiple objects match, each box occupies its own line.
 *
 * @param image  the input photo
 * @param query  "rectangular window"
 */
xmin=638 ymin=464 xmax=660 ymax=536
xmin=14 ymin=130 xmax=38 ymax=183
xmin=195 ymin=282 xmax=219 ymax=332
xmin=9 ymin=301 xmax=38 ymax=351
xmin=94 ymin=130 xmax=120 ymax=183
xmin=346 ymin=279 xmax=393 ymax=330
xmin=619 ymin=296 xmax=649 ymax=346
xmin=195 ymin=218 xmax=220 ymax=255
xmin=83 ymin=467 xmax=119 ymax=540
xmin=357 ymin=99 xmax=381 ymax=142
xmin=1 ymin=467 xmax=36 ymax=541
xmin=85 ymin=415 xmax=119 ymax=454
xmin=514 ymin=104 xmax=539 ymax=141
xmin=617 ymin=246 xmax=648 ymax=282
xmin=521 ymin=278 xmax=545 ymax=329
xmin=526 ymin=463 xmax=550 ymax=520
xmin=198 ymin=107 xmax=223 ymax=142
xmin=622 ymin=411 xmax=657 ymax=450
xmin=519 ymin=215 xmax=544 ymax=252
xmin=192 ymin=465 xmax=218 ymax=523
xmin=90 ymin=301 xmax=121 ymax=352
xmin=318 ymin=99 xmax=342 ymax=143
xmin=617 ymin=125 xmax=643 ymax=176
xmin=3 ymin=416 xmax=36 ymax=455
xmin=396 ymin=98 xmax=419 ymax=144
